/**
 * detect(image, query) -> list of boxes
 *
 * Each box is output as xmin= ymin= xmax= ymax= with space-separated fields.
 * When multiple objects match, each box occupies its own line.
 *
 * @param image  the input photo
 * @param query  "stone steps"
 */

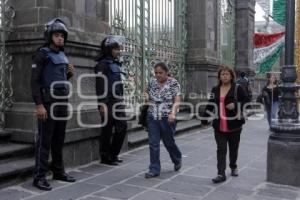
xmin=0 ymin=143 xmax=34 ymax=164
xmin=0 ymin=131 xmax=35 ymax=189
xmin=0 ymin=130 xmax=12 ymax=144
xmin=0 ymin=157 xmax=34 ymax=189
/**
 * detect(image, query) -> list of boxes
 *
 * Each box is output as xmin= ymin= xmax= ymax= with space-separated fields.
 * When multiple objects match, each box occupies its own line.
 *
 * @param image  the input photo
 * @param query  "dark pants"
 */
xmin=214 ymin=129 xmax=241 ymax=175
xmin=34 ymin=102 xmax=68 ymax=179
xmin=266 ymin=101 xmax=279 ymax=126
xmin=147 ymin=115 xmax=182 ymax=174
xmin=99 ymin=103 xmax=127 ymax=160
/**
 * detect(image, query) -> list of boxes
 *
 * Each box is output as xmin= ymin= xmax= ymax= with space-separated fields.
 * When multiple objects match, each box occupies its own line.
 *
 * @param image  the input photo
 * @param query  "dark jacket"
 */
xmin=94 ymin=57 xmax=124 ymax=104
xmin=202 ymin=83 xmax=250 ymax=131
xmin=261 ymin=86 xmax=280 ymax=110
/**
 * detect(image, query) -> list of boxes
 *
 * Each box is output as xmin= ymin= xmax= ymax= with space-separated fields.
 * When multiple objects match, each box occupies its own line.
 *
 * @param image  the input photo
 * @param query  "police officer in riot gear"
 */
xmin=31 ymin=18 xmax=76 ymax=191
xmin=95 ymin=35 xmax=128 ymax=165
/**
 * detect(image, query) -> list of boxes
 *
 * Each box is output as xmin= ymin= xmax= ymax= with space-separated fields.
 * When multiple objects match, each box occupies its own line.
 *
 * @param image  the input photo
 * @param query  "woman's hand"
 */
xmin=168 ymin=113 xmax=176 ymax=123
xmin=226 ymin=103 xmax=235 ymax=110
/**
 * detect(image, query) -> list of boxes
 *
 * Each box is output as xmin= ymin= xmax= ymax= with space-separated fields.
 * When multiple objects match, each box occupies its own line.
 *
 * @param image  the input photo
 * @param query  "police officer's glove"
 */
xmin=98 ymin=105 xmax=108 ymax=118
xmin=67 ymin=64 xmax=74 ymax=77
xmin=36 ymin=104 xmax=48 ymax=121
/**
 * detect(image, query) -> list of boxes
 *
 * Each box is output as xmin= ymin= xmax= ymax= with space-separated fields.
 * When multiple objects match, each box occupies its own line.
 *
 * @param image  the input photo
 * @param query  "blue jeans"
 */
xmin=147 ymin=115 xmax=182 ymax=174
xmin=266 ymin=101 xmax=279 ymax=126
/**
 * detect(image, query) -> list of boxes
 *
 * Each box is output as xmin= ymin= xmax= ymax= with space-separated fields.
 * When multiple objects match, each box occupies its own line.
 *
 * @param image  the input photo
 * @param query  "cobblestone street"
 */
xmin=1 ymin=118 xmax=300 ymax=200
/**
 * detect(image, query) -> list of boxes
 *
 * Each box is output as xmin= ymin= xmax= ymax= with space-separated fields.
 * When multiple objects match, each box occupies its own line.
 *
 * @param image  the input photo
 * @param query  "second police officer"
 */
xmin=95 ymin=36 xmax=128 ymax=165
xmin=31 ymin=18 xmax=76 ymax=191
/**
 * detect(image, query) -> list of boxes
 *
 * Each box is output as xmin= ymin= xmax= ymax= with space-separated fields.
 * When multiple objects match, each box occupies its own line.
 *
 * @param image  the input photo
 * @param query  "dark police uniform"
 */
xmin=31 ymin=47 xmax=71 ymax=180
xmin=95 ymin=57 xmax=127 ymax=163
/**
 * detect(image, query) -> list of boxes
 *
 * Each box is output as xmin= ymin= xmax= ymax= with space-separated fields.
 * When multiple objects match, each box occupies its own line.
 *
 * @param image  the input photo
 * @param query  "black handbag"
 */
xmin=138 ymin=104 xmax=149 ymax=129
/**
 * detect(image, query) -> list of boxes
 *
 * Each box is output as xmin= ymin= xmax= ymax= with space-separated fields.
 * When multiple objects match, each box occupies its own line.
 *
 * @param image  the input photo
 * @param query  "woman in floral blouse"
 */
xmin=144 ymin=62 xmax=182 ymax=178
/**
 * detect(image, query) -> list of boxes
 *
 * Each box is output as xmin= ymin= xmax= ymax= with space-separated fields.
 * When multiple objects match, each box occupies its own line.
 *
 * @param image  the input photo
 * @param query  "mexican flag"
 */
xmin=253 ymin=32 xmax=285 ymax=74
xmin=272 ymin=0 xmax=285 ymax=26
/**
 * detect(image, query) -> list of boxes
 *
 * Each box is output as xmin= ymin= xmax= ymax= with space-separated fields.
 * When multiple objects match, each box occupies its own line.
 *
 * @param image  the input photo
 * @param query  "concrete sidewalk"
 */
xmin=0 ymin=118 xmax=300 ymax=200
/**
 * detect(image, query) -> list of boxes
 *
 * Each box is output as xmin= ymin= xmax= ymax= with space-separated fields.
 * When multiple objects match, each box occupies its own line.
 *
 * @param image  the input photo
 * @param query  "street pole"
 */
xmin=285 ymin=0 xmax=295 ymax=65
xmin=296 ymin=0 xmax=300 ymax=83
xmin=267 ymin=0 xmax=300 ymax=187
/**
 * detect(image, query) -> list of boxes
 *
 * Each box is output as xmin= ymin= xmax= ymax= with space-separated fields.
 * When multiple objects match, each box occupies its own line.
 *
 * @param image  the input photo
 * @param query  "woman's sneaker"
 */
xmin=212 ymin=175 xmax=226 ymax=183
xmin=144 ymin=172 xmax=159 ymax=178
xmin=174 ymin=162 xmax=182 ymax=171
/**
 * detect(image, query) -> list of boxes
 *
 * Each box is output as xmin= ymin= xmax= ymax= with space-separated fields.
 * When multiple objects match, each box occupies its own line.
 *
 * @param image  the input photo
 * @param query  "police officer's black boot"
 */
xmin=112 ymin=156 xmax=123 ymax=163
xmin=33 ymin=178 xmax=52 ymax=191
xmin=100 ymin=156 xmax=118 ymax=166
xmin=53 ymin=173 xmax=76 ymax=182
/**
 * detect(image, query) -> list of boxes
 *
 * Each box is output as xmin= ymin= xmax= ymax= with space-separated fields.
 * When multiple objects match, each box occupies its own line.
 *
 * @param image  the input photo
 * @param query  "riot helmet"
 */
xmin=102 ymin=35 xmax=125 ymax=49
xmin=44 ymin=18 xmax=68 ymax=45
xmin=98 ymin=35 xmax=125 ymax=60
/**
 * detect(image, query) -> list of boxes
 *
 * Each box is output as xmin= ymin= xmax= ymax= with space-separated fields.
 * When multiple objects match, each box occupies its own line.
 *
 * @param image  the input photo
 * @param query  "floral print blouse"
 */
xmin=147 ymin=77 xmax=181 ymax=118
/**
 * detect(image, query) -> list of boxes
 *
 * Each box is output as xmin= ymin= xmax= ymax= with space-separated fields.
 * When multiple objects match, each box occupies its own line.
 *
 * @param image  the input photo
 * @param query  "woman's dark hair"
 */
xmin=154 ymin=62 xmax=169 ymax=73
xmin=266 ymin=74 xmax=278 ymax=86
xmin=217 ymin=65 xmax=236 ymax=85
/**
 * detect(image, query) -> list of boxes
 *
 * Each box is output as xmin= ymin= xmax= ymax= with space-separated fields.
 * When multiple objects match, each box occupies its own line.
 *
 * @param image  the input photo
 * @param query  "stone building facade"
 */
xmin=3 ymin=0 xmax=255 ymax=167
xmin=185 ymin=0 xmax=256 ymax=104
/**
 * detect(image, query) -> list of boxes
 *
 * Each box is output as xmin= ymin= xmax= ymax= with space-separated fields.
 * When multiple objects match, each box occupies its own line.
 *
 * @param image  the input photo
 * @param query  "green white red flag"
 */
xmin=253 ymin=32 xmax=285 ymax=74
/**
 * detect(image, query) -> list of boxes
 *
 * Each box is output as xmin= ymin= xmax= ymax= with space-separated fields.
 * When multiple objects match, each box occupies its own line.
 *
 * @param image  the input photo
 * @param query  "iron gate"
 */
xmin=109 ymin=0 xmax=187 ymax=107
xmin=0 ymin=0 xmax=14 ymax=128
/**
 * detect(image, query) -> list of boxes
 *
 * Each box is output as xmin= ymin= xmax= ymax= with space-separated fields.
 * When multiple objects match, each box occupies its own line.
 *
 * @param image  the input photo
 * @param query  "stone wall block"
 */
xmin=104 ymin=0 xmax=109 ymax=21
xmin=86 ymin=0 xmax=97 ymax=17
xmin=96 ymin=0 xmax=105 ymax=20
xmin=85 ymin=18 xmax=110 ymax=34
xmin=11 ymin=55 xmax=34 ymax=102
xmin=61 ymin=0 xmax=75 ymax=12
xmin=38 ymin=8 xmax=58 ymax=25
xmin=14 ymin=8 xmax=39 ymax=26
xmin=36 ymin=0 xmax=56 ymax=8
xmin=75 ymin=0 xmax=85 ymax=15
xmin=57 ymin=10 xmax=73 ymax=27
xmin=13 ymin=0 xmax=35 ymax=9
xmin=72 ymin=15 xmax=85 ymax=31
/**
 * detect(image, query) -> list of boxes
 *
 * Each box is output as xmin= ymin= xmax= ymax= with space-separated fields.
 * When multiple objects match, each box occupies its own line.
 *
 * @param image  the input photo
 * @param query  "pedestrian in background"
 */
xmin=31 ymin=18 xmax=76 ymax=191
xmin=259 ymin=73 xmax=280 ymax=127
xmin=143 ymin=62 xmax=182 ymax=178
xmin=236 ymin=71 xmax=252 ymax=101
xmin=201 ymin=65 xmax=250 ymax=183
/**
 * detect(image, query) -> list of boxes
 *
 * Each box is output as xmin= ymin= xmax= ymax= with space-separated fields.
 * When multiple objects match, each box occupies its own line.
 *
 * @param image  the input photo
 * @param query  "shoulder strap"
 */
xmin=39 ymin=47 xmax=51 ymax=55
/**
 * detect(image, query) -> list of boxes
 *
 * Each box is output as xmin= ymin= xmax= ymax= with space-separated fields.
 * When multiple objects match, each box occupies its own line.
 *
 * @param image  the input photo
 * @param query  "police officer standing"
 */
xmin=95 ymin=35 xmax=128 ymax=165
xmin=31 ymin=18 xmax=76 ymax=191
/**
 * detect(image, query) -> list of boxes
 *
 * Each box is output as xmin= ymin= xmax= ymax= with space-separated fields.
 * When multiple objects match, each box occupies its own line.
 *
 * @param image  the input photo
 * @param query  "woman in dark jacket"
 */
xmin=202 ymin=66 xmax=250 ymax=183
xmin=260 ymin=74 xmax=280 ymax=127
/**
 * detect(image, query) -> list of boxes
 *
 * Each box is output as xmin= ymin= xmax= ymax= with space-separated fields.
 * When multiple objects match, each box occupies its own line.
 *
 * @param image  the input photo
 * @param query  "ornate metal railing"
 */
xmin=219 ymin=0 xmax=235 ymax=66
xmin=0 ymin=0 xmax=15 ymax=128
xmin=109 ymin=0 xmax=187 ymax=107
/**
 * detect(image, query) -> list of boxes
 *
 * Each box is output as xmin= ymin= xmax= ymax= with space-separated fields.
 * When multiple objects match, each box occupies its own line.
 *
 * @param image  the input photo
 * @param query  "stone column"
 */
xmin=185 ymin=0 xmax=219 ymax=104
xmin=235 ymin=0 xmax=256 ymax=76
xmin=5 ymin=0 xmax=110 ymax=166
